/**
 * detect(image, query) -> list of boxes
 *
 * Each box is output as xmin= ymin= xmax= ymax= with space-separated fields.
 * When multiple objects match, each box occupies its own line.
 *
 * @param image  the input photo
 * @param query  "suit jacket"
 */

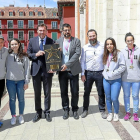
xmin=27 ymin=36 xmax=54 ymax=77
xmin=56 ymin=36 xmax=82 ymax=76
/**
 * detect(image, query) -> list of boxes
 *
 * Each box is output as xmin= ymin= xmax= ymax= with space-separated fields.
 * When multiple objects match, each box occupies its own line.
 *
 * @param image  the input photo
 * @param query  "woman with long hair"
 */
xmin=102 ymin=37 xmax=125 ymax=122
xmin=122 ymin=32 xmax=140 ymax=122
xmin=6 ymin=38 xmax=30 ymax=125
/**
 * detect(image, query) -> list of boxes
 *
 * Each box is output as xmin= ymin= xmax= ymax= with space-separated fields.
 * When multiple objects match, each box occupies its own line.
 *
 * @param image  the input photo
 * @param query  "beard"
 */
xmin=64 ymin=33 xmax=71 ymax=38
xmin=89 ymin=39 xmax=97 ymax=45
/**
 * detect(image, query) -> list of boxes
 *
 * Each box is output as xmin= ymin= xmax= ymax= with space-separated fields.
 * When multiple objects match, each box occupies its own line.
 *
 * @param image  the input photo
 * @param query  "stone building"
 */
xmin=75 ymin=0 xmax=140 ymax=49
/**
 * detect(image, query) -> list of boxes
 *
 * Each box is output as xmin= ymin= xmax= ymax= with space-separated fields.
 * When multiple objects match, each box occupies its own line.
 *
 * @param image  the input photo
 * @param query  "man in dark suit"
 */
xmin=27 ymin=23 xmax=54 ymax=122
xmin=56 ymin=23 xmax=82 ymax=120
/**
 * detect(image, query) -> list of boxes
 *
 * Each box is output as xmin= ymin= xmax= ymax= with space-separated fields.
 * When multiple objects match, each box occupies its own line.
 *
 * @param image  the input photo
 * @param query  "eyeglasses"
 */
xmin=63 ymin=29 xmax=71 ymax=32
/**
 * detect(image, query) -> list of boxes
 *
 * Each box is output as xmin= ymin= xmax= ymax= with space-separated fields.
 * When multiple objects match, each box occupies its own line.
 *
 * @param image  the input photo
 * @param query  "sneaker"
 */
xmin=133 ymin=113 xmax=139 ymax=122
xmin=101 ymin=111 xmax=107 ymax=119
xmin=107 ymin=113 xmax=113 ymax=122
xmin=11 ymin=116 xmax=16 ymax=125
xmin=124 ymin=112 xmax=131 ymax=121
xmin=19 ymin=115 xmax=24 ymax=124
xmin=113 ymin=113 xmax=119 ymax=122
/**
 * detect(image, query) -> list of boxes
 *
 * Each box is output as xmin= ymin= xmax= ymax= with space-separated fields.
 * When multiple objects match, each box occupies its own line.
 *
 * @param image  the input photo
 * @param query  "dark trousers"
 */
xmin=32 ymin=68 xmax=52 ymax=115
xmin=83 ymin=70 xmax=105 ymax=112
xmin=58 ymin=71 xmax=79 ymax=112
xmin=0 ymin=79 xmax=5 ymax=107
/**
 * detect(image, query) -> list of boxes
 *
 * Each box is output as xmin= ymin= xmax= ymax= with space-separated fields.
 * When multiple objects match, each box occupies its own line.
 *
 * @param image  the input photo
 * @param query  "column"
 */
xmin=113 ymin=0 xmax=129 ymax=50
xmin=79 ymin=1 xmax=84 ymax=47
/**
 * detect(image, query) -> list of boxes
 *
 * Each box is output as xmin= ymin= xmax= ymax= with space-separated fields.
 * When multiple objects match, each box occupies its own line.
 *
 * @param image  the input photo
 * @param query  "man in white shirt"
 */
xmin=80 ymin=29 xmax=107 ymax=119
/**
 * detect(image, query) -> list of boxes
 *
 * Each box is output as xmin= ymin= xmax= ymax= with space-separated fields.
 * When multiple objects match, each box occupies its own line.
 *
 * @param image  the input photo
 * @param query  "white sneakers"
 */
xmin=11 ymin=116 xmax=17 ymax=125
xmin=113 ymin=113 xmax=119 ymax=122
xmin=19 ymin=115 xmax=24 ymax=124
xmin=107 ymin=113 xmax=119 ymax=122
xmin=107 ymin=113 xmax=113 ymax=122
xmin=11 ymin=115 xmax=24 ymax=125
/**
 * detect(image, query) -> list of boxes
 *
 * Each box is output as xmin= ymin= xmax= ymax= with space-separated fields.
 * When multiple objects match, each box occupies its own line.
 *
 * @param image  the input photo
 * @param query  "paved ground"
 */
xmin=0 ymin=75 xmax=140 ymax=140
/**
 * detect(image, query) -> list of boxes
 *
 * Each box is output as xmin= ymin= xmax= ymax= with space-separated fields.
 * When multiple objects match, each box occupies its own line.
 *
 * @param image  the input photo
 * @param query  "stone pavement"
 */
xmin=0 ymin=75 xmax=140 ymax=140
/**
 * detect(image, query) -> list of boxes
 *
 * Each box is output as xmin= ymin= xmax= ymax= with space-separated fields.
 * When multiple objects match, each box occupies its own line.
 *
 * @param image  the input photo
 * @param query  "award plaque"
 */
xmin=44 ymin=44 xmax=61 ymax=71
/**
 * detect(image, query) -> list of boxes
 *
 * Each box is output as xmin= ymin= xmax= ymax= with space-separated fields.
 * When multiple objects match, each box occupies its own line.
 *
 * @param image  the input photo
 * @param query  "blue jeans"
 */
xmin=103 ymin=78 xmax=121 ymax=114
xmin=6 ymin=80 xmax=25 ymax=115
xmin=122 ymin=81 xmax=139 ymax=113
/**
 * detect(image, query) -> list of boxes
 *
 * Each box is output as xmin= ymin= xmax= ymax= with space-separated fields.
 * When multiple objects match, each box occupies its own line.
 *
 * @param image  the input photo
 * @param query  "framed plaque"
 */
xmin=44 ymin=44 xmax=61 ymax=71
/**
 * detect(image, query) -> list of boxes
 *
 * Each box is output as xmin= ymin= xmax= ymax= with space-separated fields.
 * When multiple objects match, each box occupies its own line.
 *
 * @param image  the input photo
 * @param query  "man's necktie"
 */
xmin=40 ymin=39 xmax=44 ymax=51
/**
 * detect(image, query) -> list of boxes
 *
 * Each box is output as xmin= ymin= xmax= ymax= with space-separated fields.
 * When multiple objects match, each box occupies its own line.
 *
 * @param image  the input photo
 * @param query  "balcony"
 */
xmin=0 ymin=24 xmax=60 ymax=30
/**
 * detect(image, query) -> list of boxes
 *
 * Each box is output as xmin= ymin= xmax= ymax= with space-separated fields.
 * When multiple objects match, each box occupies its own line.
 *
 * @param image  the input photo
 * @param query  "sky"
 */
xmin=0 ymin=0 xmax=58 ymax=8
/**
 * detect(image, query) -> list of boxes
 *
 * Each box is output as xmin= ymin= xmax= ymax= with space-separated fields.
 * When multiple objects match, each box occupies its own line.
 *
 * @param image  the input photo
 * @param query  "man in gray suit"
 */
xmin=56 ymin=23 xmax=82 ymax=120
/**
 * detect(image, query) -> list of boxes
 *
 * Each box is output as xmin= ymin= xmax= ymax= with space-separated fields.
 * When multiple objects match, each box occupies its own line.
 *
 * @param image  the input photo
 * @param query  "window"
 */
xmin=8 ymin=31 xmax=14 ymax=40
xmin=52 ymin=21 xmax=58 ymax=29
xmin=9 ymin=12 xmax=13 ymax=16
xmin=52 ymin=32 xmax=57 ymax=41
xmin=38 ymin=20 xmax=44 ymax=25
xmin=38 ymin=11 xmax=42 ymax=16
xmin=18 ymin=20 xmax=24 ymax=28
xmin=28 ymin=20 xmax=34 ymax=28
xmin=0 ymin=31 xmax=2 ymax=35
xmin=0 ymin=20 xmax=1 ymax=28
xmin=19 ymin=12 xmax=24 ymax=16
xmin=18 ymin=31 xmax=24 ymax=40
xmin=21 ymin=43 xmax=24 ymax=49
xmin=7 ymin=20 xmax=13 ymax=29
xmin=0 ymin=12 xmax=2 ymax=16
xmin=52 ymin=12 xmax=57 ymax=16
xmin=29 ymin=11 xmax=33 ymax=16
xmin=28 ymin=31 xmax=34 ymax=40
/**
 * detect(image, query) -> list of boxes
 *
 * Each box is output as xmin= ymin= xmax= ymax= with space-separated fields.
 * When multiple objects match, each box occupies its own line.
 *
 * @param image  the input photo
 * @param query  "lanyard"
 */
xmin=129 ymin=47 xmax=134 ymax=65
xmin=64 ymin=39 xmax=70 ymax=52
xmin=107 ymin=53 xmax=113 ymax=68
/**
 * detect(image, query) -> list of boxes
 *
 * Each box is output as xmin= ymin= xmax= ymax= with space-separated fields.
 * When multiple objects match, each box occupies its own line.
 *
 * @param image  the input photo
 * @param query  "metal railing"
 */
xmin=0 ymin=24 xmax=60 ymax=30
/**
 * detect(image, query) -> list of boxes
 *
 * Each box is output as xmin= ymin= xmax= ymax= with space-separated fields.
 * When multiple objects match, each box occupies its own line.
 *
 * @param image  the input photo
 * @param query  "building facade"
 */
xmin=75 ymin=0 xmax=140 ymax=49
xmin=57 ymin=0 xmax=75 ymax=37
xmin=0 ymin=5 xmax=61 ymax=51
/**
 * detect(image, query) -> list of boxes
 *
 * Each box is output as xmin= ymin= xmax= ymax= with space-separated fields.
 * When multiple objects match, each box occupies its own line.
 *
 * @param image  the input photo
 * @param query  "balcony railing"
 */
xmin=0 ymin=25 xmax=60 ymax=30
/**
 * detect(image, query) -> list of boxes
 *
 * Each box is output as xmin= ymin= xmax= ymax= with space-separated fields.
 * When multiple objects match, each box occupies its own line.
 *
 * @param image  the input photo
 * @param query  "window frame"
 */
xmin=18 ymin=20 xmax=24 ymax=29
xmin=18 ymin=31 xmax=24 ymax=40
xmin=28 ymin=30 xmax=34 ymax=40
xmin=7 ymin=31 xmax=14 ymax=40
xmin=28 ymin=20 xmax=34 ymax=28
xmin=7 ymin=20 xmax=13 ymax=29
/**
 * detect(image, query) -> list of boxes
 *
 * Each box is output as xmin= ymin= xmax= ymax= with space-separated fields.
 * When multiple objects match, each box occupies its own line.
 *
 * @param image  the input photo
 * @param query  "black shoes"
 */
xmin=45 ymin=113 xmax=52 ymax=122
xmin=32 ymin=113 xmax=42 ymax=123
xmin=63 ymin=110 xmax=69 ymax=120
xmin=81 ymin=110 xmax=88 ymax=118
xmin=73 ymin=111 xmax=79 ymax=119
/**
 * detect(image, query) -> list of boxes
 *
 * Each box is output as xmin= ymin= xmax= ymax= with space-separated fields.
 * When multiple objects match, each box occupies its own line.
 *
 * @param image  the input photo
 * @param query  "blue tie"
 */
xmin=40 ymin=40 xmax=44 ymax=51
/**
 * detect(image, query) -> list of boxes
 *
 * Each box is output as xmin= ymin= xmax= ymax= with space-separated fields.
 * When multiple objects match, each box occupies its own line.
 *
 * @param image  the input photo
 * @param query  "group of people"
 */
xmin=0 ymin=23 xmax=140 ymax=128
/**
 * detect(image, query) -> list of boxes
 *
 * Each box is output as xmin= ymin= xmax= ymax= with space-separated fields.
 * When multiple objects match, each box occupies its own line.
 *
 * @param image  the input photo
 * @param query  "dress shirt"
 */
xmin=62 ymin=38 xmax=71 ymax=65
xmin=80 ymin=41 xmax=104 ymax=75
xmin=39 ymin=36 xmax=47 ymax=50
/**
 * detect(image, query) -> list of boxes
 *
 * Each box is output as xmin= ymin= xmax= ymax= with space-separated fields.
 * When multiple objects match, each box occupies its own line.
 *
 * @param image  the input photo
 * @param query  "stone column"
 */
xmin=79 ymin=1 xmax=84 ymax=47
xmin=136 ymin=0 xmax=140 ymax=47
xmin=89 ymin=0 xmax=95 ymax=29
xmin=75 ymin=0 xmax=78 ymax=37
xmin=83 ymin=0 xmax=86 ymax=45
xmin=113 ymin=0 xmax=129 ymax=50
